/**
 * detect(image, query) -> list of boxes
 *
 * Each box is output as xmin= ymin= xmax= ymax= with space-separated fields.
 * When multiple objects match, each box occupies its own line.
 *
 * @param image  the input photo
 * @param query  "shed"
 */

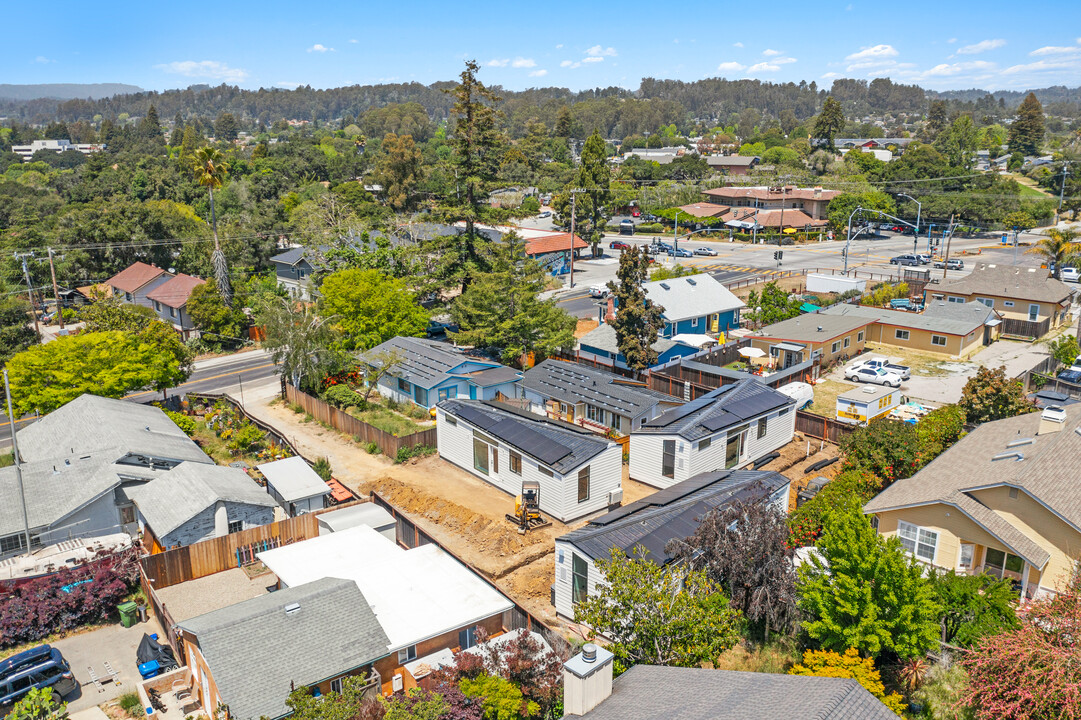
xmin=257 ymin=457 xmax=330 ymax=516
xmin=835 ymin=385 xmax=902 ymax=426
xmin=317 ymin=503 xmax=396 ymax=541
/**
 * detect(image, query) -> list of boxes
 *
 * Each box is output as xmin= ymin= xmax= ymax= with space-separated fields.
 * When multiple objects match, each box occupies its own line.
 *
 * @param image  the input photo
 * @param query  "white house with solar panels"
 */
xmin=628 ymin=379 xmax=797 ymax=488
xmin=435 ymin=399 xmax=623 ymax=522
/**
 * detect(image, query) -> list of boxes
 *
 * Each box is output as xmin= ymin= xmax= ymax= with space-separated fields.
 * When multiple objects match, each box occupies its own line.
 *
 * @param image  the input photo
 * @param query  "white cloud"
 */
xmin=276 ymin=81 xmax=301 ymax=89
xmin=717 ymin=61 xmax=746 ymax=72
xmin=957 ymin=38 xmax=1006 ymax=55
xmin=948 ymin=38 xmax=957 ymax=43
xmin=307 ymin=44 xmax=333 ymax=53
xmin=487 ymin=58 xmax=509 ymax=67
xmin=555 ymin=44 xmax=563 ymax=49
xmin=920 ymin=60 xmax=996 ymax=77
xmin=822 ymin=72 xmax=839 ymax=79
xmin=529 ymin=69 xmax=548 ymax=77
xmin=34 ymin=56 xmax=52 ymax=64
xmin=511 ymin=57 xmax=536 ymax=68
xmin=1030 ymin=41 xmax=1081 ymax=56
xmin=748 ymin=62 xmax=781 ymax=72
xmin=560 ymin=59 xmax=581 ymax=69
xmin=583 ymin=56 xmax=604 ymax=63
xmin=762 ymin=49 xmax=782 ymax=56
xmin=733 ymin=42 xmax=744 ymax=48
xmin=348 ymin=38 xmax=358 ymax=44
xmin=155 ymin=60 xmax=249 ymax=82
xmin=585 ymin=45 xmax=617 ymax=57
xmin=1003 ymin=58 xmax=1081 ymax=75
xmin=845 ymin=44 xmax=898 ymax=61
xmin=846 ymin=59 xmax=916 ymax=72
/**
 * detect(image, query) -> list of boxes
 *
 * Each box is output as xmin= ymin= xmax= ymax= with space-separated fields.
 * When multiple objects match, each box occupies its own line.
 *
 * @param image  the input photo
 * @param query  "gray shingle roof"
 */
xmin=177 ymin=578 xmax=389 ymax=720
xmin=577 ymin=323 xmax=689 ymax=356
xmin=864 ymin=404 xmax=1081 ymax=569
xmin=576 ymin=665 xmax=899 ymax=719
xmin=129 ymin=462 xmax=277 ymax=538
xmin=269 ymin=247 xmax=307 ymax=266
xmin=921 ymin=300 xmax=999 ymax=325
xmin=439 ymin=399 xmax=613 ymax=474
xmin=933 ymin=262 xmax=1074 ymax=304
xmin=642 ymin=274 xmax=744 ymax=323
xmin=634 ymin=379 xmax=794 ymax=441
xmin=753 ymin=313 xmax=874 ymax=343
xmin=819 ymin=302 xmax=987 ymax=336
xmin=16 ymin=395 xmax=211 ymax=465
xmin=362 ymin=337 xmax=517 ymax=390
xmin=522 ymin=360 xmax=677 ymax=419
xmin=559 ymin=469 xmax=789 ymax=564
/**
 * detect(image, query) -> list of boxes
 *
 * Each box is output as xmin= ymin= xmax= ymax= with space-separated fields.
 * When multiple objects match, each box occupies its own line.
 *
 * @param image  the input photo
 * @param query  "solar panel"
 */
xmin=452 ymin=403 xmax=500 ymax=432
xmin=647 ymin=386 xmax=730 ymax=427
xmin=699 ymin=411 xmax=737 ymax=432
xmin=488 ymin=418 xmax=571 ymax=466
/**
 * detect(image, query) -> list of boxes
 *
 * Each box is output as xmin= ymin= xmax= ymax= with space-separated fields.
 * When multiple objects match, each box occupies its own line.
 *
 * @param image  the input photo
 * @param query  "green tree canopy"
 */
xmin=319 ymin=269 xmax=429 ymax=351
xmin=812 ymin=98 xmax=845 ymax=150
xmin=826 ymin=190 xmax=896 ymax=233
xmin=0 ymin=282 xmax=38 ymax=366
xmin=1007 ymin=92 xmax=1044 ymax=155
xmin=374 ymin=133 xmax=423 ymax=211
xmin=958 ymin=365 xmax=1036 ymax=424
xmin=258 ymin=298 xmax=344 ymax=390
xmin=186 ymin=282 xmax=249 ymax=347
xmin=930 ymin=570 xmax=1020 ymax=648
xmin=608 ymin=246 xmax=665 ymax=372
xmin=743 ymin=281 xmax=802 ymax=328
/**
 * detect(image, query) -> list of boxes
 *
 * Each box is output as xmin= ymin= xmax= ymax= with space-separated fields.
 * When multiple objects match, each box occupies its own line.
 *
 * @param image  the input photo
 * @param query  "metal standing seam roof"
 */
xmin=634 ymin=378 xmax=794 ymax=442
xmin=559 ymin=470 xmax=789 ymax=564
xmin=105 ymin=261 xmax=170 ymax=293
xmin=642 ymin=274 xmax=745 ymax=323
xmin=145 ymin=274 xmax=205 ymax=308
xmin=176 ymin=577 xmax=390 ymax=720
xmin=819 ymin=302 xmax=986 ymax=336
xmin=256 ymin=456 xmax=330 ymax=503
xmin=933 ymin=263 xmax=1074 ymax=304
xmin=576 ymin=665 xmax=899 ymax=720
xmin=521 ymin=359 xmax=678 ymax=419
xmin=129 ymin=462 xmax=277 ymax=539
xmin=362 ymin=336 xmax=516 ymax=390
xmin=439 ymin=399 xmax=613 ymax=473
xmin=315 ymin=503 xmax=395 ymax=532
xmin=752 ymin=313 xmax=875 ymax=343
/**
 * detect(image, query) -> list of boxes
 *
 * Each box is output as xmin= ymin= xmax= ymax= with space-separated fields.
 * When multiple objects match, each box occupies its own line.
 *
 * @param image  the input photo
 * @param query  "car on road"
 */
xmin=537 ymin=210 xmax=551 ymax=218
xmin=933 ymin=258 xmax=965 ymax=270
xmin=852 ymin=357 xmax=911 ymax=380
xmin=890 ymin=254 xmax=921 ymax=266
xmin=845 ymin=366 xmax=903 ymax=388
xmin=609 ymin=240 xmax=631 ymax=251
xmin=916 ymin=253 xmax=932 ymax=265
xmin=589 ymin=284 xmax=609 ymax=299
xmin=1061 ymin=267 xmax=1080 ymax=283
xmin=0 ymin=645 xmax=78 ymax=708
xmin=631 ymin=207 xmax=641 ymax=217
xmin=619 ymin=219 xmax=635 ymax=235
xmin=669 ymin=248 xmax=693 ymax=258
xmin=693 ymin=246 xmax=718 ymax=256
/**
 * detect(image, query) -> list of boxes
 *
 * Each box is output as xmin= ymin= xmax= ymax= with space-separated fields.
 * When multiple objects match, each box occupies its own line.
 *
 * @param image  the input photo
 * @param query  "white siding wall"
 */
xmin=436 ymin=408 xmax=622 ymax=522
xmin=553 ymin=540 xmax=605 ymax=620
xmin=39 ymin=494 xmax=123 ymax=546
xmin=628 ymin=434 xmax=667 ymax=487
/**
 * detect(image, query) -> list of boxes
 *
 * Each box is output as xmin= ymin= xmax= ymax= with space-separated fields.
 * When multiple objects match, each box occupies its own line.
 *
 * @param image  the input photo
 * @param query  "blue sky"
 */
xmin=8 ymin=0 xmax=1081 ymax=94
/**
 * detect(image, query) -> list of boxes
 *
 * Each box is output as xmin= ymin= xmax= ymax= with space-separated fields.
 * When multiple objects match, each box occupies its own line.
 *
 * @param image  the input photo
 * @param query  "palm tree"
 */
xmin=1028 ymin=228 xmax=1079 ymax=280
xmin=191 ymin=147 xmax=232 ymax=304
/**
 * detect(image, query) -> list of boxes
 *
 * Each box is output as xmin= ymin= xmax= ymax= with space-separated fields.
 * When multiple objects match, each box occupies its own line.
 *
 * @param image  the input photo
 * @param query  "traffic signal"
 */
xmin=777 ymin=250 xmax=783 ymax=260
xmin=773 ymin=250 xmax=780 ymax=260
xmin=841 ymin=248 xmax=847 ymax=258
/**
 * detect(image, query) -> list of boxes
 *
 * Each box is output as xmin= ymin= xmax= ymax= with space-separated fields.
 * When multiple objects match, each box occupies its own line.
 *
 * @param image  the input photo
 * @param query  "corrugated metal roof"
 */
xmin=361 ymin=337 xmax=517 ymax=390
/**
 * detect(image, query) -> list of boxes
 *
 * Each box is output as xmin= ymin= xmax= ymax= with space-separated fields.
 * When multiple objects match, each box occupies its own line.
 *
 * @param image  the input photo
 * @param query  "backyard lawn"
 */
xmin=808 ymin=378 xmax=852 ymax=416
xmin=347 ymin=403 xmax=432 ymax=436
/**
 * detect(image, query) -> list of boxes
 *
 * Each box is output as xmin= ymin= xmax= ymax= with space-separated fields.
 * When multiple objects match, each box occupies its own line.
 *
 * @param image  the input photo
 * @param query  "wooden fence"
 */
xmin=649 ymin=372 xmax=715 ymax=401
xmin=1000 ymin=316 xmax=1051 ymax=341
xmin=140 ymin=562 xmax=180 ymax=655
xmin=141 ymin=513 xmax=320 ymax=589
xmin=284 ymin=385 xmax=438 ymax=458
xmin=795 ymin=410 xmax=856 ymax=443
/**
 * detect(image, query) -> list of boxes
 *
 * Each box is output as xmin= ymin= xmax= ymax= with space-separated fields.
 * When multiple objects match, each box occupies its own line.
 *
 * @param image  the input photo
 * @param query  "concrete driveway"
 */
xmin=52 ymin=617 xmax=164 ymax=713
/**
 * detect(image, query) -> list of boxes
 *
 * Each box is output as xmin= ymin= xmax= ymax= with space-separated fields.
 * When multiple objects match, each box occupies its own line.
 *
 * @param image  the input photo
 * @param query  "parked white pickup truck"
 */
xmin=849 ymin=356 xmax=911 ymax=380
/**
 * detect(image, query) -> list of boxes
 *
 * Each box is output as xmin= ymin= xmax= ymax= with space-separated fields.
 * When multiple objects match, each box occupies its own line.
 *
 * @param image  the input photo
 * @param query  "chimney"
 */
xmin=605 ymin=296 xmax=615 ymax=323
xmin=1038 ymin=406 xmax=1067 ymax=434
xmin=563 ymin=643 xmax=614 ymax=716
xmin=813 ymin=186 xmax=822 ymax=198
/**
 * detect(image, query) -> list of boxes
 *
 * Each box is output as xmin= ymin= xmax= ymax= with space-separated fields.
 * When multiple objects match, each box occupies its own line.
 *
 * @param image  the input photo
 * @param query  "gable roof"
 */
xmin=269 ymin=247 xmax=308 ymax=266
xmin=177 ymin=577 xmax=389 ymax=720
xmin=578 ymin=665 xmax=898 ymax=720
xmin=753 ymin=313 xmax=874 ymax=344
xmin=105 ymin=262 xmax=171 ymax=293
xmin=921 ymin=299 xmax=1000 ymax=325
xmin=577 ymin=323 xmax=695 ymax=358
xmin=933 ymin=263 xmax=1074 ymax=304
xmin=642 ymin=274 xmax=745 ymax=322
xmin=525 ymin=232 xmax=587 ymax=256
xmin=864 ymin=404 xmax=1081 ymax=569
xmin=439 ymin=399 xmax=614 ymax=473
xmin=256 ymin=456 xmax=330 ymax=503
xmin=16 ymin=395 xmax=211 ymax=466
xmin=146 ymin=274 xmax=205 ymax=308
xmin=521 ymin=359 xmax=678 ymax=420
xmin=361 ymin=336 xmax=514 ymax=390
xmin=819 ymin=302 xmax=987 ymax=337
xmin=559 ymin=469 xmax=789 ymax=564
xmin=635 ymin=378 xmax=794 ymax=441
xmin=702 ymin=186 xmax=840 ymax=203
xmin=129 ymin=462 xmax=277 ymax=538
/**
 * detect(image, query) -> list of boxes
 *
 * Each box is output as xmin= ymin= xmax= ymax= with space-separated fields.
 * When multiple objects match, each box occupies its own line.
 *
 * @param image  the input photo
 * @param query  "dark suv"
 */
xmin=0 ymin=645 xmax=77 ymax=708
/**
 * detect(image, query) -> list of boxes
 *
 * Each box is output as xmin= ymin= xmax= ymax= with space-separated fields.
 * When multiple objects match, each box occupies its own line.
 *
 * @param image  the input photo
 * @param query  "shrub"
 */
xmin=395 ymin=444 xmax=435 ymax=463
xmin=365 ymin=441 xmax=379 ymax=454
xmin=460 ymin=674 xmax=539 ymax=720
xmin=164 ymin=410 xmax=196 ymax=436
xmin=913 ymin=661 xmax=974 ymax=720
xmin=788 ymin=470 xmax=881 ymax=547
xmin=324 ymin=384 xmax=362 ymax=409
xmin=788 ymin=649 xmax=907 ymax=715
xmin=228 ymin=423 xmax=265 ymax=454
xmin=118 ymin=692 xmax=143 ymax=718
xmin=312 ymin=457 xmax=333 ymax=483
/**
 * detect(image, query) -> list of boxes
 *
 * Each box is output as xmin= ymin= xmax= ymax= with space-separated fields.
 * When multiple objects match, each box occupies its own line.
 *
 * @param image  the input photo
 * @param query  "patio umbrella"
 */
xmin=738 ymin=347 xmax=766 ymax=358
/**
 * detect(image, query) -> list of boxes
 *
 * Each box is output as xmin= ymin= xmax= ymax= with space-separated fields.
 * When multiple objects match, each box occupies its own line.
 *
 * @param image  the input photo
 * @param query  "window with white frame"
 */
xmin=895 ymin=329 xmax=910 ymax=340
xmin=228 ymin=520 xmax=243 ymax=534
xmin=1003 ymin=301 xmax=1014 ymax=307
xmin=698 ymin=436 xmax=711 ymax=451
xmin=976 ymin=297 xmax=994 ymax=308
xmin=397 ymin=645 xmax=417 ymax=663
xmin=331 ymin=678 xmax=343 ymax=693
xmin=947 ymin=296 xmax=966 ymax=304
xmin=857 ymin=331 xmax=864 ymax=342
xmin=898 ymin=521 xmax=937 ymax=562
xmin=831 ymin=341 xmax=840 ymax=353
xmin=843 ymin=337 xmax=850 ymax=348
xmin=931 ymin=335 xmax=947 ymax=346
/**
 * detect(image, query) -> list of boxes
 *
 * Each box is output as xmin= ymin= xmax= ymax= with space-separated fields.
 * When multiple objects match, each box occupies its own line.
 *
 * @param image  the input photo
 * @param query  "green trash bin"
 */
xmin=118 ymin=601 xmax=138 ymax=628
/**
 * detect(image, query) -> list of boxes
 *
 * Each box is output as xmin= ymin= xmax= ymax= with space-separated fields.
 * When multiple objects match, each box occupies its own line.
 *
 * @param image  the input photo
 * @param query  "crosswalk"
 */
xmin=702 ymin=263 xmax=789 ymax=277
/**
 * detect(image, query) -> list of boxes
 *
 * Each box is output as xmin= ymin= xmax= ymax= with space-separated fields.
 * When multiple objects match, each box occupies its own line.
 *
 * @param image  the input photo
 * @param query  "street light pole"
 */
xmin=568 ymin=189 xmax=584 ymax=289
xmin=897 ymin=193 xmax=921 ymax=255
xmin=1058 ymin=162 xmax=1070 ymax=222
xmin=844 ymin=206 xmax=863 ymax=274
xmin=4 ymin=369 xmax=32 ymax=555
xmin=673 ymin=209 xmax=686 ymax=255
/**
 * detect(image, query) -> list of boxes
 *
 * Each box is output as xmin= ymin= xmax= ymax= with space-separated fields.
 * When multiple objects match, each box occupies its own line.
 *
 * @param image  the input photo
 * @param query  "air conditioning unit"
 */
xmin=608 ymin=489 xmax=623 ymax=505
xmin=392 ymin=674 xmax=404 ymax=692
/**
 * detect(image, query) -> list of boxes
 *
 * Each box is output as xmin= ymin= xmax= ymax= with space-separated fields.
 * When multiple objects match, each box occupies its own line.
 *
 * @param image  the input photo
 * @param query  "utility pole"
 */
xmin=568 ymin=189 xmax=584 ymax=289
xmin=14 ymin=252 xmax=40 ymax=339
xmin=897 ymin=193 xmax=921 ymax=256
xmin=1058 ymin=162 xmax=1070 ymax=222
xmin=47 ymin=248 xmax=64 ymax=330
xmin=4 ymin=369 xmax=32 ymax=555
xmin=942 ymin=215 xmax=956 ymax=280
xmin=843 ymin=206 xmax=863 ymax=274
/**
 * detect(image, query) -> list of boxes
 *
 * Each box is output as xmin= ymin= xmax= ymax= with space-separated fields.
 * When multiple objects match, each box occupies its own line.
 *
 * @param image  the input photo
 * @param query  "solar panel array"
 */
xmin=646 ymin=385 xmax=734 ymax=427
xmin=489 ymin=418 xmax=571 ymax=465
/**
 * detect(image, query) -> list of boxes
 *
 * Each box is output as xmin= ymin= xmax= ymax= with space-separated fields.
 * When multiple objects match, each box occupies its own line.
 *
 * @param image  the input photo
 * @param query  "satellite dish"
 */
xmin=168 ymin=267 xmax=177 ymax=274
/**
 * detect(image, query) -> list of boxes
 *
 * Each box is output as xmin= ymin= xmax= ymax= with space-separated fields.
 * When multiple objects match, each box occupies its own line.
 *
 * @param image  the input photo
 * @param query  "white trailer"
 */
xmin=806 ymin=274 xmax=866 ymax=295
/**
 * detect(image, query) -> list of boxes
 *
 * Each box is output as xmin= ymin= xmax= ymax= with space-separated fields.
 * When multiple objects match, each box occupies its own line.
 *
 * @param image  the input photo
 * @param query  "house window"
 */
xmin=1028 ymin=304 xmax=1040 ymax=322
xmin=830 ymin=341 xmax=840 ymax=353
xmin=120 ymin=505 xmax=136 ymax=525
xmin=948 ymin=296 xmax=966 ymax=304
xmin=578 ymin=467 xmax=590 ymax=503
xmin=843 ymin=337 xmax=851 ymax=348
xmin=510 ymin=452 xmax=522 ymax=475
xmin=725 ymin=426 xmax=748 ymax=469
xmin=778 ymin=407 xmax=790 ymax=416
xmin=931 ymin=335 xmax=947 ymax=347
xmin=984 ymin=548 xmax=1025 ymax=581
xmin=154 ymin=301 xmax=161 ymax=311
xmin=125 ymin=292 xmax=133 ymax=302
xmin=228 ymin=520 xmax=243 ymax=534
xmin=895 ymin=329 xmax=910 ymax=340
xmin=458 ymin=627 xmax=478 ymax=650
xmin=958 ymin=544 xmax=974 ymax=569
xmin=446 ymin=415 xmax=457 ymax=426
xmin=611 ymin=414 xmax=622 ymax=432
xmin=414 ymin=385 xmax=428 ymax=406
xmin=662 ymin=439 xmax=675 ymax=479
xmin=472 ymin=439 xmax=489 ymax=475
xmin=691 ymin=317 xmax=699 ymax=328
xmin=878 ymin=394 xmax=893 ymax=409
xmin=586 ymin=405 xmax=599 ymax=421
xmin=492 ymin=447 xmax=498 ymax=474
xmin=698 ymin=436 xmax=712 ymax=451
xmin=330 ymin=678 xmax=343 ymax=694
xmin=976 ymin=297 xmax=994 ymax=308
xmin=438 ymin=387 xmax=458 ymax=401
xmin=169 ymin=307 xmax=176 ymax=318
xmin=757 ymin=417 xmax=767 ymax=439
xmin=571 ymin=554 xmax=588 ymax=604
xmin=857 ymin=331 xmax=865 ymax=342
xmin=1003 ymin=301 xmax=1014 ymax=307
xmin=397 ymin=377 xmax=411 ymax=393
xmin=397 ymin=646 xmax=417 ymax=664
xmin=0 ymin=533 xmax=28 ymax=554
xmin=898 ymin=521 xmax=937 ymax=562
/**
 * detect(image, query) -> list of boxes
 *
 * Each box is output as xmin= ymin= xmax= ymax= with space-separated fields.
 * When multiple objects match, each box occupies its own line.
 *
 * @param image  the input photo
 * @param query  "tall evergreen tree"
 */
xmin=169 ymin=112 xmax=184 ymax=146
xmin=812 ymin=97 xmax=845 ymax=150
xmin=608 ymin=247 xmax=665 ymax=372
xmin=140 ymin=104 xmax=162 ymax=142
xmin=1008 ymin=92 xmax=1045 ymax=155
xmin=925 ymin=99 xmax=949 ymax=140
xmin=577 ymin=130 xmax=611 ymax=258
xmin=214 ymin=112 xmax=239 ymax=143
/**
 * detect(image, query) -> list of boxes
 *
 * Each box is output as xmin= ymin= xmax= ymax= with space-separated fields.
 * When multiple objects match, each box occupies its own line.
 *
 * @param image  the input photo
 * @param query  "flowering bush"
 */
xmin=789 ymin=648 xmax=907 ymax=715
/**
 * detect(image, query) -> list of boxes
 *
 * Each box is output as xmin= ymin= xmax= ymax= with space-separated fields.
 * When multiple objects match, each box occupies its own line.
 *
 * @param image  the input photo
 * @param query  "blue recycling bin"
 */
xmin=138 ymin=660 xmax=161 ymax=679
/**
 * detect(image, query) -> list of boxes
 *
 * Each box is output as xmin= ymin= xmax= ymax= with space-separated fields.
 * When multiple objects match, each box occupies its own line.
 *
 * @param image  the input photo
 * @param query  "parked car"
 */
xmin=0 ymin=645 xmax=77 ymax=708
xmin=588 ymin=284 xmax=609 ymax=299
xmin=1061 ymin=267 xmax=1080 ymax=283
xmin=669 ymin=248 xmax=693 ymax=258
xmin=693 ymin=246 xmax=718 ymax=256
xmin=845 ymin=366 xmax=903 ymax=388
xmin=631 ymin=208 xmax=641 ymax=217
xmin=853 ymin=357 xmax=911 ymax=380
xmin=933 ymin=258 xmax=964 ymax=270
xmin=619 ymin=219 xmax=634 ymax=236
xmin=890 ymin=254 xmax=921 ymax=266
xmin=915 ymin=254 xmax=932 ymax=265
xmin=426 ymin=319 xmax=459 ymax=337
xmin=609 ymin=240 xmax=631 ymax=251
xmin=537 ymin=210 xmax=551 ymax=218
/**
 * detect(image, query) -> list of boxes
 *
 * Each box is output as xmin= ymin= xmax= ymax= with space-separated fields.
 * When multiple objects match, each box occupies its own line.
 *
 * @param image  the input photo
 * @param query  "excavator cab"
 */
xmin=508 ymin=481 xmax=550 ymax=534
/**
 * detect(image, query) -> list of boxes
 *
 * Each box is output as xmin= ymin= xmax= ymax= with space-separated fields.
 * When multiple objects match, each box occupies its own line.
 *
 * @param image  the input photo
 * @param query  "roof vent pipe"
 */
xmin=582 ymin=644 xmax=597 ymax=663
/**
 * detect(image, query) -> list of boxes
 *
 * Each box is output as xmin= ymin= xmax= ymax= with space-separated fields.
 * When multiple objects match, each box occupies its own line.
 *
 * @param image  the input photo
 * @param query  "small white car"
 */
xmin=852 ymin=357 xmax=911 ymax=380
xmin=589 ymin=285 xmax=609 ymax=298
xmin=693 ymin=246 xmax=718 ymax=256
xmin=1061 ymin=267 xmax=1079 ymax=283
xmin=845 ymin=366 xmax=903 ymax=388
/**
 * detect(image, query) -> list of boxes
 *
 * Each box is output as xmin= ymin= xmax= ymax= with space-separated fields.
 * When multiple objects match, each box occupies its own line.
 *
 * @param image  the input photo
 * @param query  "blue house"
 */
xmin=269 ymin=247 xmax=318 ymax=300
xmin=576 ymin=324 xmax=702 ymax=371
xmin=361 ymin=336 xmax=523 ymax=409
xmin=642 ymin=274 xmax=744 ymax=337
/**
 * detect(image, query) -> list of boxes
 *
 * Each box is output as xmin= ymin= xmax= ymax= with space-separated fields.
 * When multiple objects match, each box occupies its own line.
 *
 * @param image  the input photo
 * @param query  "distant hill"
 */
xmin=0 ymin=83 xmax=143 ymax=101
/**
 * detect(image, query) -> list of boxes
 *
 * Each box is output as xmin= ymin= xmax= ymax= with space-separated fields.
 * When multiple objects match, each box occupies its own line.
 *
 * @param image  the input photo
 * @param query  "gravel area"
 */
xmin=155 ymin=567 xmax=277 ymax=623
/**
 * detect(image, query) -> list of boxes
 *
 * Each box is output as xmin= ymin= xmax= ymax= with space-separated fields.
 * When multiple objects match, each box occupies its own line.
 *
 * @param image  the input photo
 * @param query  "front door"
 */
xmin=468 ymin=384 xmax=477 ymax=400
xmin=983 ymin=325 xmax=992 ymax=346
xmin=725 ymin=433 xmax=741 ymax=469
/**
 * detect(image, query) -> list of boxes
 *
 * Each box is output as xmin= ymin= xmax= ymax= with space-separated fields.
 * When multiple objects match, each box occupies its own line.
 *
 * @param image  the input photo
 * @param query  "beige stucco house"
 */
xmin=924 ymin=262 xmax=1073 ymax=333
xmin=819 ymin=300 xmax=1001 ymax=359
xmin=749 ymin=313 xmax=874 ymax=368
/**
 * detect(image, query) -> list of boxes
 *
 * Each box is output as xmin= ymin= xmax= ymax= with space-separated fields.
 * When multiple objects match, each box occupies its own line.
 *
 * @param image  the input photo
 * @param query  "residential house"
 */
xmin=560 ymin=646 xmax=896 ymax=719
xmin=703 ymin=155 xmax=759 ymax=176
xmin=643 ymin=274 xmax=744 ymax=337
xmin=576 ymin=324 xmax=703 ymax=371
xmin=11 ymin=139 xmax=105 ymax=162
xmin=553 ymin=469 xmax=789 ymax=619
xmin=269 ymin=247 xmax=317 ymax=300
xmin=146 ymin=273 xmax=206 ymax=340
xmin=832 ymin=137 xmax=914 ymax=153
xmin=257 ymin=525 xmax=515 ymax=697
xmin=702 ymin=186 xmax=840 ymax=222
xmin=521 ymin=359 xmax=682 ymax=435
xmin=818 ymin=300 xmax=1001 ymax=358
xmin=628 ymin=379 xmax=796 ymax=488
xmin=361 ymin=336 xmax=522 ymax=409
xmin=622 ymin=146 xmax=691 ymax=164
xmin=257 ymin=456 xmax=330 ymax=516
xmin=130 ymin=463 xmax=277 ymax=553
xmin=436 ymin=399 xmax=622 ymax=522
xmin=176 ymin=577 xmax=389 ymax=720
xmin=525 ymin=233 xmax=588 ymax=275
xmin=925 ymin=263 xmax=1074 ymax=332
xmin=864 ymin=404 xmax=1081 ymax=601
xmin=105 ymin=262 xmax=173 ymax=309
xmin=748 ymin=313 xmax=874 ymax=368
xmin=316 ymin=503 xmax=396 ymax=541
